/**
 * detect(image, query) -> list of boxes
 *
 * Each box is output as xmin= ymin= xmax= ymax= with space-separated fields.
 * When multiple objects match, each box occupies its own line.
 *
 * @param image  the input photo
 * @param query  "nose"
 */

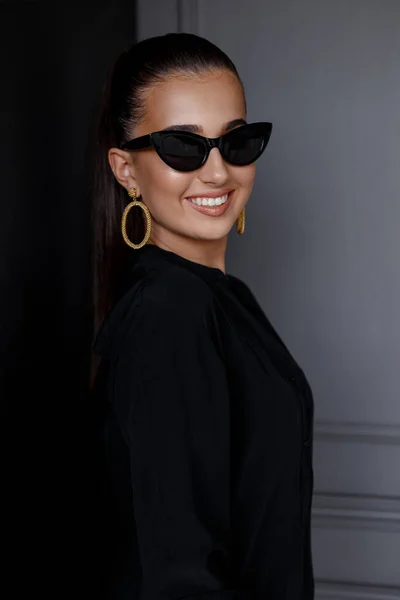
xmin=198 ymin=147 xmax=229 ymax=185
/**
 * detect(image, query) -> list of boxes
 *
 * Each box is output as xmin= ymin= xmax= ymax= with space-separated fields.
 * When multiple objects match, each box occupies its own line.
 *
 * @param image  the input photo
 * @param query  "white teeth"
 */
xmin=188 ymin=193 xmax=229 ymax=207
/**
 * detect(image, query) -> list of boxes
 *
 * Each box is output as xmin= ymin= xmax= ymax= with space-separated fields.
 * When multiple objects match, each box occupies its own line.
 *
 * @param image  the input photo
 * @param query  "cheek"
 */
xmin=137 ymin=155 xmax=192 ymax=208
xmin=234 ymin=164 xmax=256 ymax=192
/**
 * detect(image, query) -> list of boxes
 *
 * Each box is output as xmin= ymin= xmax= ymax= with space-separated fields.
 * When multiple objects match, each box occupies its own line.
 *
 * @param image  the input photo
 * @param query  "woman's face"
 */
xmin=116 ymin=69 xmax=256 ymax=245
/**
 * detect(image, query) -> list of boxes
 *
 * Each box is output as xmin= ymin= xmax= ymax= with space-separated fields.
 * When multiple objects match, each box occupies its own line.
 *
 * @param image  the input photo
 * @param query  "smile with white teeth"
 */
xmin=188 ymin=194 xmax=229 ymax=206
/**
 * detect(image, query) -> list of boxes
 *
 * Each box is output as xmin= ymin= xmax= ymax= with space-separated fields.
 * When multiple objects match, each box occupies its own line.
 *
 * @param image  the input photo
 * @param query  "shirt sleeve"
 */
xmin=112 ymin=290 xmax=238 ymax=600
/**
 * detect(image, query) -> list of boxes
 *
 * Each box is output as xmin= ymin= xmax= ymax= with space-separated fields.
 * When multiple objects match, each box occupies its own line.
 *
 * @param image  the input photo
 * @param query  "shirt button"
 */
xmin=303 ymin=439 xmax=311 ymax=447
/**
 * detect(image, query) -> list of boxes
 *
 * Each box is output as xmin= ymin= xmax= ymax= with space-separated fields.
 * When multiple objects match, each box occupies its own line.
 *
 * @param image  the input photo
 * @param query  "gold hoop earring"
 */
xmin=121 ymin=187 xmax=152 ymax=249
xmin=236 ymin=207 xmax=245 ymax=235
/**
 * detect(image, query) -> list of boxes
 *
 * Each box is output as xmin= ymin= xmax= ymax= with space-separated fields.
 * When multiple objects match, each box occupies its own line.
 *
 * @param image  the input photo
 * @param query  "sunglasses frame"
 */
xmin=119 ymin=121 xmax=273 ymax=172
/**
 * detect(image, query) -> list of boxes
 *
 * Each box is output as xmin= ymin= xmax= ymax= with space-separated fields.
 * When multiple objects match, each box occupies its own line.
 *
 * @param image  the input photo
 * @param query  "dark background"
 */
xmin=1 ymin=1 xmax=136 ymax=595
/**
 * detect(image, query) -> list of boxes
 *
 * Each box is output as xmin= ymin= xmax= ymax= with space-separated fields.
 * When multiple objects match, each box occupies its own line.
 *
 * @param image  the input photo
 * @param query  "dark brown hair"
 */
xmin=92 ymin=32 xmax=243 ymax=341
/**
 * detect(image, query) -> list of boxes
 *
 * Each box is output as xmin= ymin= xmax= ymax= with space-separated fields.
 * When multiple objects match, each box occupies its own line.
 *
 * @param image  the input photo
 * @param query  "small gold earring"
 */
xmin=121 ymin=187 xmax=152 ymax=249
xmin=236 ymin=207 xmax=245 ymax=235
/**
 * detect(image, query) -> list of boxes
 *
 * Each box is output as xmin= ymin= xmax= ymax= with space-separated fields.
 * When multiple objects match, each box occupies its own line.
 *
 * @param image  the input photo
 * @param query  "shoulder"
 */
xmin=227 ymin=273 xmax=251 ymax=292
xmin=138 ymin=261 xmax=215 ymax=315
xmin=227 ymin=273 xmax=257 ymax=303
xmin=95 ymin=261 xmax=217 ymax=359
xmin=132 ymin=264 xmax=218 ymax=349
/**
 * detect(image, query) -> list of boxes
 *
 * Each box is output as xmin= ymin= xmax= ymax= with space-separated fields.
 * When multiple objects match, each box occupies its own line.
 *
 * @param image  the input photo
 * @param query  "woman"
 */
xmin=92 ymin=32 xmax=314 ymax=600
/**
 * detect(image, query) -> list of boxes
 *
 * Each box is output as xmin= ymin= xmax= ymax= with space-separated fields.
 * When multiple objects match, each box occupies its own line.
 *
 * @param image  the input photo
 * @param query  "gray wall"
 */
xmin=137 ymin=1 xmax=400 ymax=597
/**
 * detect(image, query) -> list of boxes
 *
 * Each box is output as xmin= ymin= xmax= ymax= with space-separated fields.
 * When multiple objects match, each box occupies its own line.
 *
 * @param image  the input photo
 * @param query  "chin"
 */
xmin=190 ymin=223 xmax=235 ymax=242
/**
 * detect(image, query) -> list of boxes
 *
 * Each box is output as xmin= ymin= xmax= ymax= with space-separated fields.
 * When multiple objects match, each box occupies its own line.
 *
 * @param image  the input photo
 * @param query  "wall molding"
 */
xmin=314 ymin=421 xmax=400 ymax=446
xmin=177 ymin=0 xmax=199 ymax=33
xmin=315 ymin=579 xmax=400 ymax=600
xmin=312 ymin=492 xmax=400 ymax=532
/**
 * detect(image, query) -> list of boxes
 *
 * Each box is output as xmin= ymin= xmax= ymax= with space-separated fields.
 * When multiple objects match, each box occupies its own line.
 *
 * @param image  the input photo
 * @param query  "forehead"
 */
xmin=139 ymin=70 xmax=246 ymax=135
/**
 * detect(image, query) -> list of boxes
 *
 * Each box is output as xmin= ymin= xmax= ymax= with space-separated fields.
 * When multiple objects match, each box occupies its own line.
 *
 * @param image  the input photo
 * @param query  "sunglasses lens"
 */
xmin=154 ymin=124 xmax=272 ymax=171
xmin=160 ymin=133 xmax=205 ymax=171
xmin=222 ymin=124 xmax=271 ymax=166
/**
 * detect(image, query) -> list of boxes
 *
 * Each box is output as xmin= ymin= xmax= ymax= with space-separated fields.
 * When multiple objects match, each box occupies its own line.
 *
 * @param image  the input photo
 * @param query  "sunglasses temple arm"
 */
xmin=121 ymin=134 xmax=152 ymax=151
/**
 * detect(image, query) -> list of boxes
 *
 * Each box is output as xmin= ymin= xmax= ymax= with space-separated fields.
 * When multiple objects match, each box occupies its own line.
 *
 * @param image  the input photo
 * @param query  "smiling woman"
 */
xmin=91 ymin=32 xmax=315 ymax=600
xmin=107 ymin=69 xmax=257 ymax=270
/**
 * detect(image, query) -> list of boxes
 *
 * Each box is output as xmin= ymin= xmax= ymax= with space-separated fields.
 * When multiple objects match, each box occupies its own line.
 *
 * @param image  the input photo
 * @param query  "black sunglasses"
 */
xmin=120 ymin=121 xmax=273 ymax=172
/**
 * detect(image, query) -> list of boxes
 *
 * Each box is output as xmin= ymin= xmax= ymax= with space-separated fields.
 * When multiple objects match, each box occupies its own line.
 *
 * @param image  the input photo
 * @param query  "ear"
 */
xmin=108 ymin=148 xmax=141 ymax=197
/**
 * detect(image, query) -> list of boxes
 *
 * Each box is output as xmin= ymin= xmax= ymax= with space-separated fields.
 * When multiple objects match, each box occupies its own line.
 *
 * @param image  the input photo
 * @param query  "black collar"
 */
xmin=132 ymin=243 xmax=230 ymax=283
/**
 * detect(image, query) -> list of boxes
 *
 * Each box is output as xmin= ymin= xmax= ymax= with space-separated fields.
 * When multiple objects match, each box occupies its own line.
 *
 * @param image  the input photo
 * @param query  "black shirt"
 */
xmin=92 ymin=243 xmax=315 ymax=600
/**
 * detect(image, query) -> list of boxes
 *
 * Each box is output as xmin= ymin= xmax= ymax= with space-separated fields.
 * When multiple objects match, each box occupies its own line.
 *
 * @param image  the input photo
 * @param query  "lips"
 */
xmin=184 ymin=190 xmax=234 ymax=217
